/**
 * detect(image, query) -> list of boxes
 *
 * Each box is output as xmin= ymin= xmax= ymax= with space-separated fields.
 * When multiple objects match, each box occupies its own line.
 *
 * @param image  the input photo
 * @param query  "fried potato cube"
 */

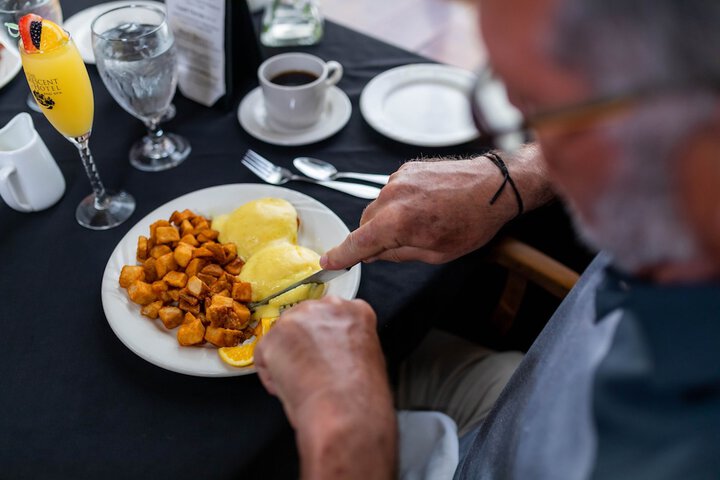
xmin=211 ymin=295 xmax=234 ymax=308
xmin=185 ymin=258 xmax=207 ymax=278
xmin=232 ymin=301 xmax=251 ymax=324
xmin=156 ymin=226 xmax=180 ymax=244
xmin=180 ymin=233 xmax=199 ymax=247
xmin=119 ymin=265 xmax=145 ymax=289
xmin=170 ymin=209 xmax=194 ymax=226
xmin=196 ymin=273 xmax=217 ymax=287
xmin=191 ymin=216 xmax=210 ymax=228
xmin=196 ymin=229 xmax=219 ymax=243
xmin=136 ymin=235 xmax=149 ymax=262
xmin=152 ymin=218 xmax=172 ymax=229
xmin=127 ymin=281 xmax=157 ymax=306
xmin=231 ymin=281 xmax=252 ymax=303
xmin=150 ymin=220 xmax=172 ymax=244
xmin=169 ymin=210 xmax=182 ymax=225
xmin=177 ymin=312 xmax=205 ymax=346
xmin=178 ymin=299 xmax=201 ymax=315
xmin=179 ymin=289 xmax=199 ymax=304
xmin=215 ymin=289 xmax=230 ymax=298
xmin=186 ymin=275 xmax=209 ymax=298
xmin=224 ymin=257 xmax=244 ymax=275
xmin=159 ymin=306 xmax=184 ymax=329
xmin=204 ymin=242 xmax=226 ymax=264
xmin=204 ymin=325 xmax=244 ymax=348
xmin=164 ymin=270 xmax=188 ymax=288
xmin=141 ymin=300 xmax=163 ymax=319
xmin=210 ymin=277 xmax=231 ymax=296
xmin=168 ymin=288 xmax=181 ymax=302
xmin=221 ymin=272 xmax=237 ymax=283
xmin=206 ymin=304 xmax=230 ymax=327
xmin=142 ymin=257 xmax=158 ymax=283
xmin=179 ymin=219 xmax=194 ymax=237
xmin=207 ymin=304 xmax=248 ymax=330
xmin=201 ymin=263 xmax=225 ymax=278
xmin=222 ymin=243 xmax=237 ymax=264
xmin=152 ymin=280 xmax=172 ymax=303
xmin=155 ymin=252 xmax=178 ymax=279
xmin=150 ymin=244 xmax=172 ymax=259
xmin=173 ymin=243 xmax=194 ymax=268
xmin=192 ymin=246 xmax=214 ymax=259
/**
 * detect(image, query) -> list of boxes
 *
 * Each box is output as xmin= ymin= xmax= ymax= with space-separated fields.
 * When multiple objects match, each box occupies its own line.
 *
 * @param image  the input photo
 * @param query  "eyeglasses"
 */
xmin=469 ymin=66 xmax=699 ymax=151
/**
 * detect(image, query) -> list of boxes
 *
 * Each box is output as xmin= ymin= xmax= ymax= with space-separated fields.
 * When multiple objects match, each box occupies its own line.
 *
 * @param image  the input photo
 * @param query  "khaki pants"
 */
xmin=395 ymin=329 xmax=523 ymax=436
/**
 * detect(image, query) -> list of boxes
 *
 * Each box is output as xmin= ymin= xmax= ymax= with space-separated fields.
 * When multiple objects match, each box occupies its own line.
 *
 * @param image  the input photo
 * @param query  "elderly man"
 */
xmin=254 ymin=0 xmax=720 ymax=478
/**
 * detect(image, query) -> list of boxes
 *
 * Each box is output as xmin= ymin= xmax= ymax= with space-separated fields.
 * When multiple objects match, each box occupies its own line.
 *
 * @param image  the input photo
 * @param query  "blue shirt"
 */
xmin=455 ymin=253 xmax=720 ymax=479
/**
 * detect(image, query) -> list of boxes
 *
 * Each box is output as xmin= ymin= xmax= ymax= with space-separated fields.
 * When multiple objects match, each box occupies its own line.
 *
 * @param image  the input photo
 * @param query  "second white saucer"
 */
xmin=237 ymin=86 xmax=352 ymax=146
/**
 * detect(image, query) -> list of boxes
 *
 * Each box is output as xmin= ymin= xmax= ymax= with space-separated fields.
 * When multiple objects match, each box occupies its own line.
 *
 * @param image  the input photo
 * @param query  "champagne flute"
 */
xmin=0 ymin=0 xmax=62 ymax=111
xmin=17 ymin=15 xmax=134 ymax=229
xmin=91 ymin=5 xmax=190 ymax=172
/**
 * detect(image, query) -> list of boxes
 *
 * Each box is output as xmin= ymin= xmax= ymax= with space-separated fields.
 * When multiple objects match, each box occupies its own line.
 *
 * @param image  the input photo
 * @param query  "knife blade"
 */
xmin=247 ymin=268 xmax=350 ymax=310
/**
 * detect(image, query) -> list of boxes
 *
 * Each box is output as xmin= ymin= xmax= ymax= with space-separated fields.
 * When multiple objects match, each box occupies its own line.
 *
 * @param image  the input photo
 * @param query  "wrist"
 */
xmin=295 ymin=388 xmax=397 ymax=480
xmin=504 ymin=143 xmax=556 ymax=210
xmin=481 ymin=143 xmax=555 ymax=215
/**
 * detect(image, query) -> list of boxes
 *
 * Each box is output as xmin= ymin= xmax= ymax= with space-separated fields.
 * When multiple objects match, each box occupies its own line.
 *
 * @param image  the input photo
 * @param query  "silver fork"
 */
xmin=241 ymin=150 xmax=381 ymax=199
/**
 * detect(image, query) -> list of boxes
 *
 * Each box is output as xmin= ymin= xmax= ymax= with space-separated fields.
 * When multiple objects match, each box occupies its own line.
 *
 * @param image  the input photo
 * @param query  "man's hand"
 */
xmin=321 ymin=144 xmax=553 ymax=269
xmin=254 ymin=297 xmax=397 ymax=480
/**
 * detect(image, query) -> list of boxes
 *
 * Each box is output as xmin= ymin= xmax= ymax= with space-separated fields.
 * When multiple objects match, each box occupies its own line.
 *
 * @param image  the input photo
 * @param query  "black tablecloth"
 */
xmin=0 ymin=2 xmax=499 ymax=478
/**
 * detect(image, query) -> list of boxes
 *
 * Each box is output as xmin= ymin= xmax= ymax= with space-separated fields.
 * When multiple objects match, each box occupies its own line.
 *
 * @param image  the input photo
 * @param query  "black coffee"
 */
xmin=270 ymin=70 xmax=319 ymax=86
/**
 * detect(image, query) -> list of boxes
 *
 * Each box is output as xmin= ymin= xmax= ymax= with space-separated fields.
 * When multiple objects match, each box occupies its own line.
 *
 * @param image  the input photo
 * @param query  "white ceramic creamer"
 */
xmin=0 ymin=112 xmax=65 ymax=212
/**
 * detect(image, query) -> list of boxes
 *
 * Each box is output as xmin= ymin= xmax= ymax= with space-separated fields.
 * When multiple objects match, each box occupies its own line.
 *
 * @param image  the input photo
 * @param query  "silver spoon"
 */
xmin=294 ymin=157 xmax=390 ymax=185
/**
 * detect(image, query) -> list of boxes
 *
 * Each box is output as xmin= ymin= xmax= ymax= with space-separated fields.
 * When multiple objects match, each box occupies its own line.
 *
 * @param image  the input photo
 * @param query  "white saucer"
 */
xmin=0 ymin=47 xmax=21 ymax=90
xmin=360 ymin=63 xmax=479 ymax=147
xmin=237 ymin=86 xmax=352 ymax=146
xmin=63 ymin=0 xmax=165 ymax=64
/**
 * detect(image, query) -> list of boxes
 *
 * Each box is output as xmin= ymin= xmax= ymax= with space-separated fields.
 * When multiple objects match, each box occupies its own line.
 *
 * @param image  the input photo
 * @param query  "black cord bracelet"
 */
xmin=482 ymin=151 xmax=525 ymax=218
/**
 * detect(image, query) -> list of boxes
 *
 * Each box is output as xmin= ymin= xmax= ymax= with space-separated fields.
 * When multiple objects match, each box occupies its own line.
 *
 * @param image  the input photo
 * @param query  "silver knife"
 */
xmin=247 ymin=268 xmax=350 ymax=310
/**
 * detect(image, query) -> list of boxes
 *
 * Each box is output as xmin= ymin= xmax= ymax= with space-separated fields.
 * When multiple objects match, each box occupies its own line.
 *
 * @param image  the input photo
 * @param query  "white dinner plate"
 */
xmin=101 ymin=184 xmax=361 ymax=377
xmin=63 ymin=0 xmax=165 ymax=64
xmin=360 ymin=64 xmax=479 ymax=147
xmin=238 ymin=86 xmax=352 ymax=146
xmin=0 ymin=47 xmax=22 ymax=90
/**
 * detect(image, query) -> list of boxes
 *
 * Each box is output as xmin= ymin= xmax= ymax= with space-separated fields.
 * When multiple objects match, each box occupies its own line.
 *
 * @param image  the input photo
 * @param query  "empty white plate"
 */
xmin=360 ymin=64 xmax=479 ymax=147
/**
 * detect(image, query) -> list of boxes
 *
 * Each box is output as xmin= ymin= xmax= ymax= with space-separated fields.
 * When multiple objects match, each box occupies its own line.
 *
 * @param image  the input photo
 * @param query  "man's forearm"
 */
xmin=295 ymin=390 xmax=398 ymax=480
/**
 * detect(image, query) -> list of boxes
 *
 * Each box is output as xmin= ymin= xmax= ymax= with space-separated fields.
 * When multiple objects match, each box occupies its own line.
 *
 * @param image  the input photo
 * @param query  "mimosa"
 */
xmin=20 ymin=37 xmax=93 ymax=138
xmin=16 ymin=13 xmax=134 ymax=230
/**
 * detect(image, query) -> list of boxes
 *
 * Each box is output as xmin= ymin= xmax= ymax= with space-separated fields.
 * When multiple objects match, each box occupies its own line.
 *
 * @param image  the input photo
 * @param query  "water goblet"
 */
xmin=0 ymin=0 xmax=62 ymax=111
xmin=91 ymin=5 xmax=190 ymax=172
xmin=17 ymin=16 xmax=135 ymax=229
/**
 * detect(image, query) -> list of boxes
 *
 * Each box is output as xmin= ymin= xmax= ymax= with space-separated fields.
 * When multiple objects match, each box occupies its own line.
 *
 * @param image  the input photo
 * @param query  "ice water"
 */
xmin=94 ymin=23 xmax=177 ymax=121
xmin=261 ymin=0 xmax=323 ymax=47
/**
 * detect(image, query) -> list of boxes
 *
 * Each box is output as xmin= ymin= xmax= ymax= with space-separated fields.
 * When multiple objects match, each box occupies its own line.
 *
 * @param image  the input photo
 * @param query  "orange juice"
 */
xmin=20 ymin=38 xmax=94 ymax=138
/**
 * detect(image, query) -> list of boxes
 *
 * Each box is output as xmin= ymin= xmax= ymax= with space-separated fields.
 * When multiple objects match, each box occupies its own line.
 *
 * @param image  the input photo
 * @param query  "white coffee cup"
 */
xmin=258 ymin=52 xmax=343 ymax=130
xmin=0 ymin=113 xmax=65 ymax=212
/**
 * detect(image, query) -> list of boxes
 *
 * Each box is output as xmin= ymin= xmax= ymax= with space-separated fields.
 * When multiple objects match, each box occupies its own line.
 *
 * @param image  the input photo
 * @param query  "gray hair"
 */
xmin=550 ymin=0 xmax=720 ymax=93
xmin=546 ymin=0 xmax=720 ymax=271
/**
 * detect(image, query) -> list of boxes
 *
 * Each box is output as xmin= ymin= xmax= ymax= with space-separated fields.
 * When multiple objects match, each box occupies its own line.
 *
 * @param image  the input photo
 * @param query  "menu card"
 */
xmin=165 ymin=0 xmax=261 ymax=109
